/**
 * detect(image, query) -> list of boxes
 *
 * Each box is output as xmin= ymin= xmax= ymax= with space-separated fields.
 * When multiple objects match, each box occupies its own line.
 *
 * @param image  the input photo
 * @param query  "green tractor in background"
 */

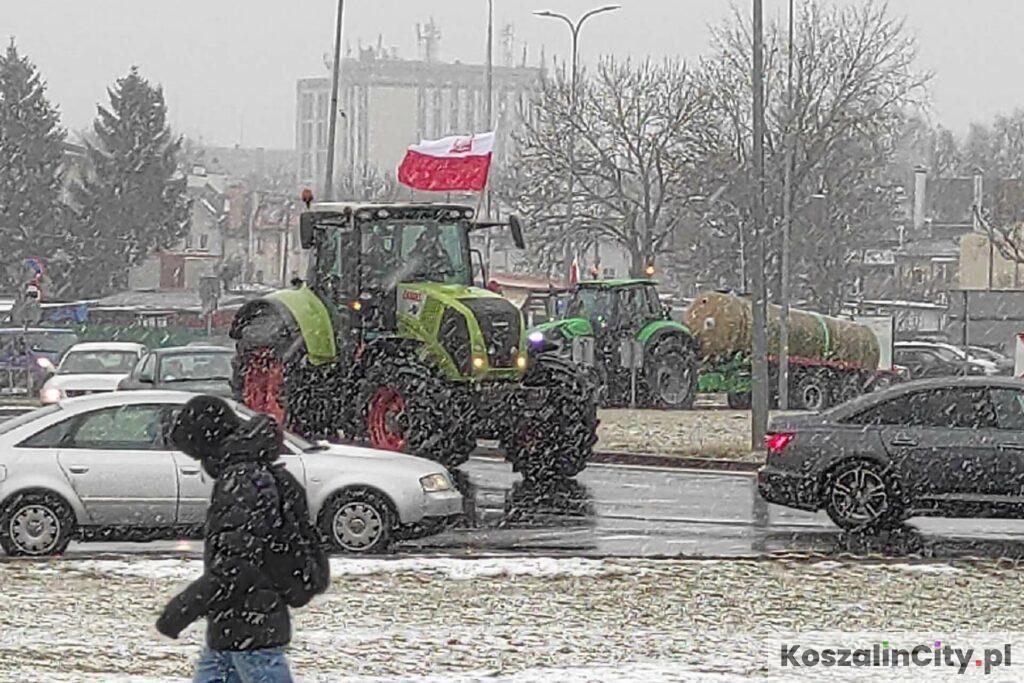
xmin=527 ymin=279 xmax=699 ymax=409
xmin=229 ymin=202 xmax=597 ymax=480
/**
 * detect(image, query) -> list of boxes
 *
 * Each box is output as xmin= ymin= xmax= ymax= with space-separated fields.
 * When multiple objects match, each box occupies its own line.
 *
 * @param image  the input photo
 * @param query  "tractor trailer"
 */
xmin=685 ymin=291 xmax=898 ymax=410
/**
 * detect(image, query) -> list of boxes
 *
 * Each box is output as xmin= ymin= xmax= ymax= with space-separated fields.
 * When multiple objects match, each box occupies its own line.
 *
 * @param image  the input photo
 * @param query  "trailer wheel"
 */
xmin=837 ymin=373 xmax=865 ymax=405
xmin=794 ymin=370 xmax=832 ymax=412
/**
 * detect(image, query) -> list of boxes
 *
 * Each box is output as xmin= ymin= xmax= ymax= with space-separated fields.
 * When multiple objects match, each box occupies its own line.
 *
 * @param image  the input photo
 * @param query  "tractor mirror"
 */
xmin=508 ymin=215 xmax=526 ymax=250
xmin=299 ymin=213 xmax=316 ymax=249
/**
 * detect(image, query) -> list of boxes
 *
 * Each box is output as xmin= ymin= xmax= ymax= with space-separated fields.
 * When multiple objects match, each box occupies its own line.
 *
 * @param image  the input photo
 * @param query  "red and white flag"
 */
xmin=397 ymin=132 xmax=494 ymax=192
xmin=569 ymin=255 xmax=580 ymax=286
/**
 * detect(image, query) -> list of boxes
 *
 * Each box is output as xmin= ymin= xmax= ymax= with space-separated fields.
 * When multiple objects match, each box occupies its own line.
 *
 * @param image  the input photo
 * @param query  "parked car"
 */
xmin=758 ymin=376 xmax=1024 ymax=530
xmin=0 ymin=328 xmax=80 ymax=393
xmin=893 ymin=341 xmax=998 ymax=379
xmin=39 ymin=342 xmax=148 ymax=404
xmin=968 ymin=345 xmax=1015 ymax=376
xmin=118 ymin=345 xmax=234 ymax=397
xmin=0 ymin=391 xmax=463 ymax=556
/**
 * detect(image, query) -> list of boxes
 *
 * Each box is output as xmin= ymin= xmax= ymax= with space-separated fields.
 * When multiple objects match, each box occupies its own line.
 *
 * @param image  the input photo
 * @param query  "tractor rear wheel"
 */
xmin=357 ymin=343 xmax=476 ymax=469
xmin=504 ymin=355 xmax=598 ymax=481
xmin=644 ymin=336 xmax=697 ymax=409
xmin=234 ymin=346 xmax=340 ymax=439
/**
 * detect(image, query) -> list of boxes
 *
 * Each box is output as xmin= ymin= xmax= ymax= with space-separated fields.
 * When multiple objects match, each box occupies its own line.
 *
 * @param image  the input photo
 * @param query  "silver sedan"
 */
xmin=0 ymin=391 xmax=463 ymax=556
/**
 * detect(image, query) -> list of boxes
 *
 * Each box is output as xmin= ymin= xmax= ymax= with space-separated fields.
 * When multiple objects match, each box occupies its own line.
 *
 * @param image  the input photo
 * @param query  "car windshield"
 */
xmin=159 ymin=352 xmax=233 ymax=382
xmin=58 ymin=350 xmax=139 ymax=375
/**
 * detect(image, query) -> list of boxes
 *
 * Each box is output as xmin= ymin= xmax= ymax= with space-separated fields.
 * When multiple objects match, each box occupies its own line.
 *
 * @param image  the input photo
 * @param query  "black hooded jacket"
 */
xmin=157 ymin=397 xmax=292 ymax=651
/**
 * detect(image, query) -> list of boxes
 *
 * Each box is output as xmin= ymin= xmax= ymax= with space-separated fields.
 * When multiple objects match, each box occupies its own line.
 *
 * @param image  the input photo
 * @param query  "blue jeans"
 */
xmin=193 ymin=647 xmax=293 ymax=683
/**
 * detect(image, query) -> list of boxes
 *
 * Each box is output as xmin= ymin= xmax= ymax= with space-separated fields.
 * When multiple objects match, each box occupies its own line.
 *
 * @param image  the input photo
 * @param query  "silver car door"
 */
xmin=56 ymin=404 xmax=178 ymax=526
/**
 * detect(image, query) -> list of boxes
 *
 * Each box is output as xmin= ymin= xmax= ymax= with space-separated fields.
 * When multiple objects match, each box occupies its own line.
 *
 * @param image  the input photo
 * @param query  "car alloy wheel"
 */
xmin=830 ymin=465 xmax=889 ymax=525
xmin=10 ymin=504 xmax=62 ymax=556
xmin=332 ymin=501 xmax=385 ymax=552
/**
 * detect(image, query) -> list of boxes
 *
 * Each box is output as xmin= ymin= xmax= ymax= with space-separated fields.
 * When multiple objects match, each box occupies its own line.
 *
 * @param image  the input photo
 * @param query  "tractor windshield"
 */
xmin=567 ymin=289 xmax=614 ymax=324
xmin=361 ymin=221 xmax=470 ymax=287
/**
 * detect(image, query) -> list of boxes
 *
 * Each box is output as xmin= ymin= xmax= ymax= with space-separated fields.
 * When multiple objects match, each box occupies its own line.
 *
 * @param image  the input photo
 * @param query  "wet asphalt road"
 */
xmin=42 ymin=456 xmax=1024 ymax=562
xmin=414 ymin=456 xmax=1024 ymax=560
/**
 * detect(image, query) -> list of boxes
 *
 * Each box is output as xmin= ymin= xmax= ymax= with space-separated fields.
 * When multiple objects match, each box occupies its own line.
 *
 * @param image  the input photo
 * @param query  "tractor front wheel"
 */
xmin=644 ymin=337 xmax=697 ymax=409
xmin=504 ymin=355 xmax=598 ymax=481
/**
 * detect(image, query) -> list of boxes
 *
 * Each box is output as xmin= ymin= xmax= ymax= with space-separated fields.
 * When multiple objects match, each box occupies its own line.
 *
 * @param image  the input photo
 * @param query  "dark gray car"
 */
xmin=117 ymin=346 xmax=234 ymax=397
xmin=758 ymin=376 xmax=1024 ymax=530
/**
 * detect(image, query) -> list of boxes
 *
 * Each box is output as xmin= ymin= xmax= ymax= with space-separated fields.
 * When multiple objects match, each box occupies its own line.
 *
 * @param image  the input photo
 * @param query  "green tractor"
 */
xmin=229 ymin=202 xmax=597 ymax=480
xmin=527 ymin=279 xmax=698 ymax=409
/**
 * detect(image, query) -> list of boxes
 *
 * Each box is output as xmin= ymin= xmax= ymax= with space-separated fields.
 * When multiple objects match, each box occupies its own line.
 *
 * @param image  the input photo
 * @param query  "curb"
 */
xmin=474 ymin=447 xmax=763 ymax=472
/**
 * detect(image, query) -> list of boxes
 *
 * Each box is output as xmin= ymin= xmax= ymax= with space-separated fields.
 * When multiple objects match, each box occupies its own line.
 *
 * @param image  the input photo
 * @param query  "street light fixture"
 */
xmin=535 ymin=4 xmax=621 ymax=281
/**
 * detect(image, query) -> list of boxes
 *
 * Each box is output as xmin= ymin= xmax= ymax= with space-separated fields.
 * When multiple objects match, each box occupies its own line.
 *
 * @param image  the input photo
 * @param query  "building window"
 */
xmin=300 ymin=93 xmax=314 ymax=120
xmin=300 ymin=154 xmax=313 ymax=180
xmin=317 ymin=122 xmax=327 ymax=148
xmin=199 ymin=234 xmax=209 ymax=250
xmin=255 ymin=270 xmax=264 ymax=284
xmin=184 ymin=235 xmax=193 ymax=250
xmin=317 ymin=92 xmax=328 ymax=120
xmin=256 ymin=237 xmax=264 ymax=254
xmin=300 ymin=122 xmax=313 ymax=150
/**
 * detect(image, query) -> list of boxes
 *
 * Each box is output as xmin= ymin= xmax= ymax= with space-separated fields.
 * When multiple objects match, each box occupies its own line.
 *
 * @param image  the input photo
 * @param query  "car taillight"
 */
xmin=765 ymin=432 xmax=794 ymax=454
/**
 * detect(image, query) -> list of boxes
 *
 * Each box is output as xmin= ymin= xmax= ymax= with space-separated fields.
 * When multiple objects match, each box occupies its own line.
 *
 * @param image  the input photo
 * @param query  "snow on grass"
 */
xmin=55 ymin=556 xmax=644 ymax=583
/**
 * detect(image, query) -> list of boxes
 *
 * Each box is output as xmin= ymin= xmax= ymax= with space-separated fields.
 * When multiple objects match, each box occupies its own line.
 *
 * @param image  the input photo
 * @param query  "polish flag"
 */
xmin=569 ymin=256 xmax=580 ymax=286
xmin=398 ymin=132 xmax=495 ymax=192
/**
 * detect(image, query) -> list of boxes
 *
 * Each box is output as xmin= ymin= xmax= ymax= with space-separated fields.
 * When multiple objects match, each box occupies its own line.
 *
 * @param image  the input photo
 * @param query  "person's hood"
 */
xmin=170 ymin=395 xmax=240 ymax=464
xmin=204 ymin=413 xmax=282 ymax=478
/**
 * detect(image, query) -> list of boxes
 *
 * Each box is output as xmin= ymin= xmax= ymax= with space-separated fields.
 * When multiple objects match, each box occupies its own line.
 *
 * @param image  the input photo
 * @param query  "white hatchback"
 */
xmin=39 ymin=342 xmax=148 ymax=404
xmin=0 ymin=391 xmax=463 ymax=556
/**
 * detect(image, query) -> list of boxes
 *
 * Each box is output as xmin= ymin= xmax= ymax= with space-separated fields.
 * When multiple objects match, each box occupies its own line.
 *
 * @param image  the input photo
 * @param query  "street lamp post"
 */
xmin=779 ymin=0 xmax=795 ymax=409
xmin=751 ymin=0 xmax=770 ymax=450
xmin=323 ymin=0 xmax=346 ymax=201
xmin=535 ymin=5 xmax=620 ymax=281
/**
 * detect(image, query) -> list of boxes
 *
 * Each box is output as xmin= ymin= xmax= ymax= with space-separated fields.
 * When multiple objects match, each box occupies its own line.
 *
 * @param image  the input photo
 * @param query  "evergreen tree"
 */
xmin=0 ymin=40 xmax=67 ymax=292
xmin=70 ymin=66 xmax=189 ymax=296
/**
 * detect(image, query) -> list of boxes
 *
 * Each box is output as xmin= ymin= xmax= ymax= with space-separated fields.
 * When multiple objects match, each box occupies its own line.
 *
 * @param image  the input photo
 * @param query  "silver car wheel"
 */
xmin=333 ymin=502 xmax=384 ymax=552
xmin=831 ymin=466 xmax=888 ymax=524
xmin=10 ymin=504 xmax=61 ymax=555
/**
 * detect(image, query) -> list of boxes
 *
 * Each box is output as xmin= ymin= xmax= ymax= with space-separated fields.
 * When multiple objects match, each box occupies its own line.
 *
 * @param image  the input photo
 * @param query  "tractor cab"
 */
xmin=565 ymin=279 xmax=668 ymax=335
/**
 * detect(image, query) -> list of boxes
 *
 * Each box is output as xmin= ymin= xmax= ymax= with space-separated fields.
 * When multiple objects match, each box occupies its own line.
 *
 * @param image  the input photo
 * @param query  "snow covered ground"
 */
xmin=1 ymin=555 xmax=1021 ymax=681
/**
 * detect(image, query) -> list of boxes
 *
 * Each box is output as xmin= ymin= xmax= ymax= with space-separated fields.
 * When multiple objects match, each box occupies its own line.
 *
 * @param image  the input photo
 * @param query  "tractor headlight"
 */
xmin=420 ymin=473 xmax=452 ymax=492
xmin=528 ymin=330 xmax=545 ymax=346
xmin=472 ymin=355 xmax=486 ymax=370
xmin=516 ymin=355 xmax=528 ymax=370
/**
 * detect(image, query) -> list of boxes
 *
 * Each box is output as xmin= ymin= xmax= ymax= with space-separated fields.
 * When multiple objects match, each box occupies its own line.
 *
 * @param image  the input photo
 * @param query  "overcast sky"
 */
xmin=7 ymin=1 xmax=1023 ymax=149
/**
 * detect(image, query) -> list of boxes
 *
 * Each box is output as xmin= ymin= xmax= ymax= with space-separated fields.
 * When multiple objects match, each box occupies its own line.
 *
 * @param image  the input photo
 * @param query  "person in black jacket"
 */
xmin=156 ymin=395 xmax=327 ymax=683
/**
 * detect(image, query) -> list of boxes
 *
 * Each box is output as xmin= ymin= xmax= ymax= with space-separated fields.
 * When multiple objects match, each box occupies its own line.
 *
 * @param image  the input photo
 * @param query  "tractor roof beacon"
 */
xmin=528 ymin=279 xmax=699 ymax=410
xmin=230 ymin=201 xmax=598 ymax=481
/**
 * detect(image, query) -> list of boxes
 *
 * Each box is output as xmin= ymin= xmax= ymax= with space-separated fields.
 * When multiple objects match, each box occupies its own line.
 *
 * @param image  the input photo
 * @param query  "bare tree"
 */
xmin=704 ymin=0 xmax=929 ymax=311
xmin=503 ymin=58 xmax=722 ymax=277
